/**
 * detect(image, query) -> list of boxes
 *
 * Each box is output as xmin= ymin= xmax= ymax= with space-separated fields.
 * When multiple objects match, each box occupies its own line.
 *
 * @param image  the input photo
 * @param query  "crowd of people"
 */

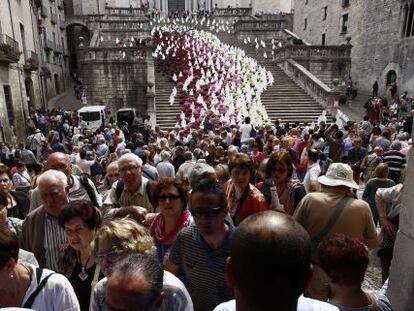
xmin=0 ymin=85 xmax=411 ymax=310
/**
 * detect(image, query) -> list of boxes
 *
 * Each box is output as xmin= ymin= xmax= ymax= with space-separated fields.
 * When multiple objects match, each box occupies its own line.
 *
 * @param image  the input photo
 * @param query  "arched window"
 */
xmin=403 ymin=1 xmax=414 ymax=37
xmin=386 ymin=70 xmax=397 ymax=86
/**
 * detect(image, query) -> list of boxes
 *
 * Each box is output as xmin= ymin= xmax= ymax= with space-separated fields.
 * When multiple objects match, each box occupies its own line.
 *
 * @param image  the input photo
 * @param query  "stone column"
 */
xmin=387 ymin=131 xmax=414 ymax=310
xmin=145 ymin=49 xmax=156 ymax=129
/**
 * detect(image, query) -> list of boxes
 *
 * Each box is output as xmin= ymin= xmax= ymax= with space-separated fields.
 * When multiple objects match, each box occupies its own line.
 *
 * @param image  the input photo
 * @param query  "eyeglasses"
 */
xmin=189 ymin=206 xmax=224 ymax=218
xmin=0 ymin=178 xmax=10 ymax=184
xmin=94 ymin=250 xmax=123 ymax=264
xmin=158 ymin=194 xmax=181 ymax=202
xmin=119 ymin=165 xmax=140 ymax=173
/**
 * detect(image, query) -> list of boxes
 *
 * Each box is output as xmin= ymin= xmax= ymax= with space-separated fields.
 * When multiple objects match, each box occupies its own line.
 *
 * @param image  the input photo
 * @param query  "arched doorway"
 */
xmin=386 ymin=70 xmax=397 ymax=86
xmin=54 ymin=73 xmax=60 ymax=95
xmin=66 ymin=23 xmax=92 ymax=75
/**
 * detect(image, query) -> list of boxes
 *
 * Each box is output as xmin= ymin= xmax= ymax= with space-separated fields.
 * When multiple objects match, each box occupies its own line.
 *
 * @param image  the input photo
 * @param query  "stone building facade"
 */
xmin=0 ymin=0 xmax=70 ymax=142
xmin=293 ymin=0 xmax=414 ymax=95
xmin=38 ymin=0 xmax=70 ymax=107
xmin=0 ymin=0 xmax=41 ymax=141
xmin=101 ymin=0 xmax=292 ymax=15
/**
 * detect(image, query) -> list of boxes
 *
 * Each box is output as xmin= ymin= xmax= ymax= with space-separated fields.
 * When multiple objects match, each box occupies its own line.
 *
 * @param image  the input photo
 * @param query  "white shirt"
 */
xmin=22 ymin=265 xmax=80 ymax=311
xmin=214 ymin=296 xmax=339 ymax=311
xmin=303 ymin=161 xmax=321 ymax=193
xmin=239 ymin=123 xmax=252 ymax=141
xmin=76 ymin=158 xmax=95 ymax=175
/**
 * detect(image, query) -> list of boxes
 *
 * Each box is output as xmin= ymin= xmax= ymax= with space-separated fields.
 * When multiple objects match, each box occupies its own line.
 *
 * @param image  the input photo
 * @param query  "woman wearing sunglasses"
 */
xmin=149 ymin=177 xmax=192 ymax=264
xmin=58 ymin=200 xmax=103 ymax=311
xmin=90 ymin=218 xmax=193 ymax=311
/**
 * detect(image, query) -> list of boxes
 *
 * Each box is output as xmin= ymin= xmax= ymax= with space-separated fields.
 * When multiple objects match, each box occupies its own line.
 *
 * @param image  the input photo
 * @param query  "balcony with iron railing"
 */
xmin=57 ymin=0 xmax=64 ymax=10
xmin=0 ymin=34 xmax=21 ymax=63
xmin=24 ymin=50 xmax=39 ymax=71
xmin=41 ymin=5 xmax=48 ymax=18
xmin=44 ymin=39 xmax=55 ymax=51
xmin=59 ymin=20 xmax=65 ymax=30
xmin=51 ymin=13 xmax=57 ymax=24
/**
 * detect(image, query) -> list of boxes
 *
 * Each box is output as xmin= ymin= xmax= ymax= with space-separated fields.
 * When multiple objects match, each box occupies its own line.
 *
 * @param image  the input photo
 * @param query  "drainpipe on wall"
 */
xmin=29 ymin=0 xmax=46 ymax=109
xmin=7 ymin=0 xmax=28 ymax=138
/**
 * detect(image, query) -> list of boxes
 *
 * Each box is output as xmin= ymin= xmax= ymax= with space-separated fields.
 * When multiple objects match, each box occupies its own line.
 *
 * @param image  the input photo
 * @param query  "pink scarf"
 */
xmin=149 ymin=210 xmax=192 ymax=245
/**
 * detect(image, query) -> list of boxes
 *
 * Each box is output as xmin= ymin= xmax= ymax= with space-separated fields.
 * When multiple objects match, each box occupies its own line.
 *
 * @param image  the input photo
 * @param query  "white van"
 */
xmin=78 ymin=105 xmax=107 ymax=131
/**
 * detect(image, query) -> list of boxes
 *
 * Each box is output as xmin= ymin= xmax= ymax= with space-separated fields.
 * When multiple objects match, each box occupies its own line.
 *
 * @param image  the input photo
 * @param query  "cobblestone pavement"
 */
xmin=48 ymin=82 xmax=82 ymax=111
xmin=357 ymin=182 xmax=383 ymax=291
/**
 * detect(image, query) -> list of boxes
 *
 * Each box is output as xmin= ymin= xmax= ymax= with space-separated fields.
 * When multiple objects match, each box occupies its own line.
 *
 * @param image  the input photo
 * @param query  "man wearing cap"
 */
xmin=293 ymin=163 xmax=378 ymax=301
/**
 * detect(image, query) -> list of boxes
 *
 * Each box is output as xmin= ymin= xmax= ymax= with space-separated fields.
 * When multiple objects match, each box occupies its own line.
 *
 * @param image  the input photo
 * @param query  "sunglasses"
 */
xmin=94 ymin=250 xmax=123 ymax=264
xmin=189 ymin=206 xmax=224 ymax=218
xmin=158 ymin=194 xmax=181 ymax=202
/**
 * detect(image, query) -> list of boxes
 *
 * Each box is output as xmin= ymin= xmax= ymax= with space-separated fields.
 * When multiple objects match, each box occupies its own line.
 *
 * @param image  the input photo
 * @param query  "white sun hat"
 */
xmin=317 ymin=163 xmax=359 ymax=189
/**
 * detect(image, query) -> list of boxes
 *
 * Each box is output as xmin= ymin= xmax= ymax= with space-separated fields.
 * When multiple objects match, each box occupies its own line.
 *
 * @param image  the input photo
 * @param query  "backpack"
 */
xmin=79 ymin=174 xmax=99 ymax=208
xmin=115 ymin=179 xmax=155 ymax=207
xmin=250 ymin=124 xmax=257 ymax=138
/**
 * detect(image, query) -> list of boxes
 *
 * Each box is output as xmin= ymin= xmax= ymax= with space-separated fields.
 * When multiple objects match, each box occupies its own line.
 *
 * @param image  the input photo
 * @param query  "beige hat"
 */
xmin=318 ymin=163 xmax=359 ymax=189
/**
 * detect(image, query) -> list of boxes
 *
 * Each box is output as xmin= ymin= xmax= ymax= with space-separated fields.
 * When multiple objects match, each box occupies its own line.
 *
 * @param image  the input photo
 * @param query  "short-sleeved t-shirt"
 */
xmin=22 ymin=265 xmax=80 ymax=311
xmin=214 ymin=296 xmax=340 ymax=311
xmin=362 ymin=178 xmax=395 ymax=211
xmin=169 ymin=223 xmax=235 ymax=311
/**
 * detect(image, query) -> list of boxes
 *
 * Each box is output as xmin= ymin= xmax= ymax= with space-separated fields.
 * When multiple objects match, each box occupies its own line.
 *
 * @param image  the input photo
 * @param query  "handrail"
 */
xmin=212 ymin=7 xmax=252 ymax=16
xmin=272 ymin=45 xmax=352 ymax=62
xmin=282 ymin=59 xmax=340 ymax=108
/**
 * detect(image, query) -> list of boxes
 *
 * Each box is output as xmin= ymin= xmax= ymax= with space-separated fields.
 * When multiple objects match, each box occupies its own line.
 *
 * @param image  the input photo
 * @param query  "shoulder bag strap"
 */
xmin=89 ymin=264 xmax=101 ymax=311
xmin=115 ymin=180 xmax=125 ymax=201
xmin=23 ymin=269 xmax=55 ymax=308
xmin=232 ymin=185 xmax=250 ymax=223
xmin=79 ymin=175 xmax=99 ymax=208
xmin=312 ymin=196 xmax=350 ymax=243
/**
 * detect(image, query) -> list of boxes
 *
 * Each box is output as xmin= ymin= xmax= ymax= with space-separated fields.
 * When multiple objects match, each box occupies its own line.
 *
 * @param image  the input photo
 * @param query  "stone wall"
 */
xmin=0 ymin=68 xmax=27 ymax=142
xmin=351 ymin=0 xmax=414 ymax=95
xmin=388 ymin=145 xmax=414 ymax=310
xmin=293 ymin=0 xmax=414 ymax=95
xmin=78 ymin=47 xmax=149 ymax=114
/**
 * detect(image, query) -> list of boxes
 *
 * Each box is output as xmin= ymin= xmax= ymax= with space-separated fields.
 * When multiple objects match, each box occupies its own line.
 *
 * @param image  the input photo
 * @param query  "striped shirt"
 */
xmin=169 ymin=223 xmax=235 ymax=311
xmin=382 ymin=150 xmax=406 ymax=172
xmin=44 ymin=213 xmax=67 ymax=272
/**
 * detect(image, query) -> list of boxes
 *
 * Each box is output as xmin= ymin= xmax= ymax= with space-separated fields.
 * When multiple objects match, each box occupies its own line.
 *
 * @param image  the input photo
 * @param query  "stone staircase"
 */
xmin=154 ymin=68 xmax=181 ymax=129
xmin=153 ymin=26 xmax=330 ymax=129
xmin=217 ymin=32 xmax=330 ymax=124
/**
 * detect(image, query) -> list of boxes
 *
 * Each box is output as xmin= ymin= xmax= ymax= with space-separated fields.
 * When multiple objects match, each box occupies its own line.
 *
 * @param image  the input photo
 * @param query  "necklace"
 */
xmin=77 ymin=252 xmax=90 ymax=282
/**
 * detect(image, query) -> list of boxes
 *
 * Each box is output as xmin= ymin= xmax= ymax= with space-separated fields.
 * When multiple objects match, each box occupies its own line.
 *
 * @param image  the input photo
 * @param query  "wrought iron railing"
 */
xmin=0 ymin=33 xmax=20 ymax=63
xmin=24 ymin=50 xmax=39 ymax=70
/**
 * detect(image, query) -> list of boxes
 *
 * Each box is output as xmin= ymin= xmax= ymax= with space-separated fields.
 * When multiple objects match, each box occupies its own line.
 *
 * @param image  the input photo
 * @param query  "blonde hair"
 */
xmin=91 ymin=218 xmax=155 ymax=256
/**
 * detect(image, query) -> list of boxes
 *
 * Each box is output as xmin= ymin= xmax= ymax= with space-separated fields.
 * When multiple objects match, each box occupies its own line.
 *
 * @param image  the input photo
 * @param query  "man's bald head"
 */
xmin=45 ymin=152 xmax=72 ymax=177
xmin=229 ymin=211 xmax=312 ymax=310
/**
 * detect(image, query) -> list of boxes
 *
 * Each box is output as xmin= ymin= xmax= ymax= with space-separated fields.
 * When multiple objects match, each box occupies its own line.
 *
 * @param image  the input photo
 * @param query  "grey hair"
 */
xmin=160 ymin=150 xmax=171 ymax=161
xmin=110 ymin=253 xmax=163 ymax=306
xmin=188 ymin=163 xmax=216 ymax=190
xmin=118 ymin=153 xmax=143 ymax=167
xmin=391 ymin=141 xmax=402 ymax=151
xmin=37 ymin=169 xmax=68 ymax=189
